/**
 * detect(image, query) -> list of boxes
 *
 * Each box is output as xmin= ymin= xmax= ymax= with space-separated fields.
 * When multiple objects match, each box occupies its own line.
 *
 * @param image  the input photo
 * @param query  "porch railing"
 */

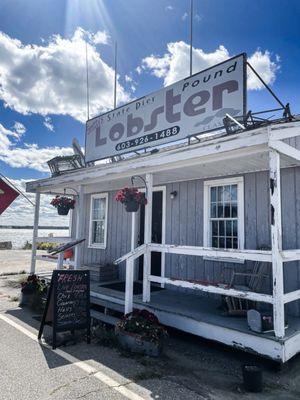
xmin=116 ymin=243 xmax=300 ymax=337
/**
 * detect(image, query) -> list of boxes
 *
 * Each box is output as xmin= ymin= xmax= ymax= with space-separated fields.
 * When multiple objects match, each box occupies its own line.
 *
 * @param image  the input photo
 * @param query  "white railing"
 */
xmin=117 ymin=243 xmax=300 ymax=317
xmin=114 ymin=244 xmax=147 ymax=313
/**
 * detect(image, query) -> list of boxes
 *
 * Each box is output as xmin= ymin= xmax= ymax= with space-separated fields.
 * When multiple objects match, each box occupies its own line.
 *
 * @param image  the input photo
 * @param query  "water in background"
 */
xmin=0 ymin=228 xmax=70 ymax=249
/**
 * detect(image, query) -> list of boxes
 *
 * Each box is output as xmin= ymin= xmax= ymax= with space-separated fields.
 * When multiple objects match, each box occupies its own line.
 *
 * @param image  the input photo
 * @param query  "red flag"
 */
xmin=0 ymin=178 xmax=20 ymax=215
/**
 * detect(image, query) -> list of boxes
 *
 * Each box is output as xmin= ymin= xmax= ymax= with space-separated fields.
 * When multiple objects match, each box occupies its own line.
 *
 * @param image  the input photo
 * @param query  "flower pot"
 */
xmin=242 ymin=365 xmax=263 ymax=392
xmin=116 ymin=329 xmax=163 ymax=357
xmin=20 ymin=292 xmax=35 ymax=307
xmin=125 ymin=200 xmax=139 ymax=213
xmin=57 ymin=205 xmax=70 ymax=215
xmin=20 ymin=291 xmax=44 ymax=311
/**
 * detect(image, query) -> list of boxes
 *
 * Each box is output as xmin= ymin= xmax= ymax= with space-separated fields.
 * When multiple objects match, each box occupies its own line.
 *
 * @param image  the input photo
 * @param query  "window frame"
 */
xmin=203 ymin=177 xmax=244 ymax=261
xmin=88 ymin=193 xmax=108 ymax=249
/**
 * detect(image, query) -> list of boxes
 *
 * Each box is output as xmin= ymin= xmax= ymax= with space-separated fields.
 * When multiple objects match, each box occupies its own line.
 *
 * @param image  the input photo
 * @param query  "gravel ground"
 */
xmin=1 ymin=274 xmax=300 ymax=399
xmin=0 ymin=250 xmax=55 ymax=275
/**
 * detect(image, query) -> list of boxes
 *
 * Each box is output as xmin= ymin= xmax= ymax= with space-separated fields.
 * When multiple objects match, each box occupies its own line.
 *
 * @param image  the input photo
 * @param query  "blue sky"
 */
xmin=0 ymin=0 xmax=300 ymax=225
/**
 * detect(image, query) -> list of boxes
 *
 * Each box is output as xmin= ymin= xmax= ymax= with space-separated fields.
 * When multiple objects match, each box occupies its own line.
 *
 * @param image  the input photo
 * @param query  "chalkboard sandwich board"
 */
xmin=38 ymin=270 xmax=91 ymax=349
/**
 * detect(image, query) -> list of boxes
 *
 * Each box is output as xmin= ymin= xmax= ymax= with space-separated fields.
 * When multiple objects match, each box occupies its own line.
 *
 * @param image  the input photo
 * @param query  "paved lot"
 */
xmin=1 ymin=274 xmax=300 ymax=399
xmin=0 ymin=250 xmax=54 ymax=275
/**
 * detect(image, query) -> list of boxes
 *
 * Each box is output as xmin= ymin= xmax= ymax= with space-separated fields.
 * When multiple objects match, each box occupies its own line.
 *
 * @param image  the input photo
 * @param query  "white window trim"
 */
xmin=203 ymin=177 xmax=244 ymax=263
xmin=88 ymin=193 xmax=108 ymax=249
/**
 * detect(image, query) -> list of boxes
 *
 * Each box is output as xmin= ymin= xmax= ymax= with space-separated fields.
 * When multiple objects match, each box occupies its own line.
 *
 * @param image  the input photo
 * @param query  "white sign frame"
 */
xmin=85 ymin=53 xmax=247 ymax=162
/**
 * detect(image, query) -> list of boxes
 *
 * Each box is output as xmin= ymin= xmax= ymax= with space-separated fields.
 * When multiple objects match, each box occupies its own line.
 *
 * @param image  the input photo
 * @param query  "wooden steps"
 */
xmin=90 ymin=310 xmax=119 ymax=326
xmin=90 ymin=295 xmax=124 ymax=326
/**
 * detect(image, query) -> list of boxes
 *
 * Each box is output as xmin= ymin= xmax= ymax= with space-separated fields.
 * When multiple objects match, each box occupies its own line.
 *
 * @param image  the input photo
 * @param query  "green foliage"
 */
xmin=116 ymin=309 xmax=168 ymax=344
xmin=22 ymin=241 xmax=32 ymax=250
xmin=22 ymin=241 xmax=57 ymax=251
xmin=93 ymin=324 xmax=118 ymax=347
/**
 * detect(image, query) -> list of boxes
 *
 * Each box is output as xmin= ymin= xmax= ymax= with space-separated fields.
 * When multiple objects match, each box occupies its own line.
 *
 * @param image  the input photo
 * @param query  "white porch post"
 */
xmin=125 ymin=258 xmax=134 ymax=314
xmin=143 ymin=173 xmax=153 ymax=302
xmin=74 ymin=185 xmax=85 ymax=270
xmin=30 ymin=191 xmax=40 ymax=274
xmin=269 ymin=149 xmax=285 ymax=338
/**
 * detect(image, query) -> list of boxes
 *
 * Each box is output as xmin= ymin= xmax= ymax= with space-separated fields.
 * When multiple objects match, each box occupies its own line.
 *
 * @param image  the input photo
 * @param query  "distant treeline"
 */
xmin=0 ymin=225 xmax=69 ymax=229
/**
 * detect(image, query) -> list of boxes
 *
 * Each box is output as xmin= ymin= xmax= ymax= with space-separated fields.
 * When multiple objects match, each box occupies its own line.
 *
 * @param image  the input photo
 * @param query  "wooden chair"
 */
xmin=223 ymin=246 xmax=271 ymax=315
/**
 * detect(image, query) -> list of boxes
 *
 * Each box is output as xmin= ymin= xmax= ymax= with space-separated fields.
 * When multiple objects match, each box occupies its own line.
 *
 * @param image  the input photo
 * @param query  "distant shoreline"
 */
xmin=0 ymin=226 xmax=69 ymax=230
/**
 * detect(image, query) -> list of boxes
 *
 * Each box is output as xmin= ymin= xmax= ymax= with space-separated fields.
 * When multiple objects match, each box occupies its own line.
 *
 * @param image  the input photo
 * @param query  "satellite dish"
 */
xmin=72 ymin=138 xmax=86 ymax=166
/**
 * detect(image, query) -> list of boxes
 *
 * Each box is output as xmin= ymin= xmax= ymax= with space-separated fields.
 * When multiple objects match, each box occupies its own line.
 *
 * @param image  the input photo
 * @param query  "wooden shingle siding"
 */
xmin=81 ymin=166 xmax=300 ymax=316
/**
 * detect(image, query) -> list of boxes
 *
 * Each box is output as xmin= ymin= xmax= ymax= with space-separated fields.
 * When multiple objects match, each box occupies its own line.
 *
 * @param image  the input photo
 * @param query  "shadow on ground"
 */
xmin=5 ymin=305 xmax=300 ymax=400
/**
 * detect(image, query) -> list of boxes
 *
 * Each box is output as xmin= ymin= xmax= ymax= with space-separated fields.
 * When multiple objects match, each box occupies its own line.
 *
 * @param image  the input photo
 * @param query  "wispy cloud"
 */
xmin=0 ymin=178 xmax=69 ymax=227
xmin=13 ymin=122 xmax=26 ymax=137
xmin=43 ymin=116 xmax=54 ymax=132
xmin=182 ymin=12 xmax=188 ymax=21
xmin=165 ymin=5 xmax=173 ymax=11
xmin=0 ymin=122 xmax=71 ymax=172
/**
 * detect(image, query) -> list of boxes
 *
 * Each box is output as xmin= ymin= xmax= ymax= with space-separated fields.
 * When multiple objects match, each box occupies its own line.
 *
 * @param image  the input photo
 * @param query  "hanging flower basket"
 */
xmin=125 ymin=199 xmax=140 ymax=212
xmin=115 ymin=187 xmax=147 ymax=213
xmin=50 ymin=195 xmax=75 ymax=215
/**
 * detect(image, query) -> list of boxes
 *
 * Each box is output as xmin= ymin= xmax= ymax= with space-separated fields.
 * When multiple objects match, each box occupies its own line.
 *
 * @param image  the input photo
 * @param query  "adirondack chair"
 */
xmin=223 ymin=246 xmax=271 ymax=315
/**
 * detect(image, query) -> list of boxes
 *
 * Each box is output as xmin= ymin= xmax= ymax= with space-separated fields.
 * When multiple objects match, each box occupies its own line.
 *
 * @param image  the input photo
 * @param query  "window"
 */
xmin=204 ymin=177 xmax=244 ymax=251
xmin=89 ymin=193 xmax=108 ymax=248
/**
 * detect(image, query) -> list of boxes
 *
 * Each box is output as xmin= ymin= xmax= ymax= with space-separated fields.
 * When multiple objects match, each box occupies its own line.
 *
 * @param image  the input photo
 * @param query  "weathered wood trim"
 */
xmin=149 ymin=243 xmax=272 ymax=262
xmin=284 ymin=289 xmax=300 ymax=304
xmin=269 ymin=148 xmax=285 ymax=338
xmin=114 ymin=244 xmax=147 ymax=264
xmin=75 ymin=185 xmax=85 ymax=269
xmin=143 ymin=173 xmax=153 ymax=302
xmin=281 ymin=249 xmax=300 ymax=262
xmin=269 ymin=125 xmax=300 ymax=141
xmin=125 ymin=258 xmax=134 ymax=314
xmin=26 ymin=127 xmax=273 ymax=192
xmin=148 ymin=275 xmax=274 ymax=304
xmin=269 ymin=139 xmax=300 ymax=162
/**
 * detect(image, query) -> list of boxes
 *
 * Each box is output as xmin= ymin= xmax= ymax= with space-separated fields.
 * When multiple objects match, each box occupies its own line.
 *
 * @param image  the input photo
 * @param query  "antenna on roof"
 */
xmin=114 ymin=41 xmax=118 ymax=108
xmin=85 ymin=40 xmax=90 ymax=120
xmin=72 ymin=138 xmax=85 ymax=163
xmin=189 ymin=0 xmax=194 ymax=76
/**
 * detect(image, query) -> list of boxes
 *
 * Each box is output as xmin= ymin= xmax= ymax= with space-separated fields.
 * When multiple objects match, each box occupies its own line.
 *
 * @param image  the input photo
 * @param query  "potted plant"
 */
xmin=115 ymin=187 xmax=147 ymax=212
xmin=20 ymin=274 xmax=48 ymax=311
xmin=115 ymin=309 xmax=168 ymax=356
xmin=50 ymin=195 xmax=75 ymax=215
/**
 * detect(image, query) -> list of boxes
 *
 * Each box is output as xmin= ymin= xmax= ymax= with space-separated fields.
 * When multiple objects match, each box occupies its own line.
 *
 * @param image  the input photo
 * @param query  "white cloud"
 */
xmin=0 ymin=178 xmax=70 ymax=227
xmin=0 ymin=28 xmax=130 ymax=123
xmin=140 ymin=41 xmax=280 ymax=90
xmin=0 ymin=122 xmax=71 ymax=172
xmin=125 ymin=74 xmax=133 ymax=83
xmin=247 ymin=50 xmax=279 ymax=90
xmin=182 ymin=12 xmax=188 ymax=20
xmin=165 ymin=5 xmax=173 ymax=11
xmin=92 ymin=30 xmax=110 ymax=45
xmin=43 ymin=116 xmax=54 ymax=132
xmin=13 ymin=121 xmax=26 ymax=137
xmin=135 ymin=66 xmax=142 ymax=75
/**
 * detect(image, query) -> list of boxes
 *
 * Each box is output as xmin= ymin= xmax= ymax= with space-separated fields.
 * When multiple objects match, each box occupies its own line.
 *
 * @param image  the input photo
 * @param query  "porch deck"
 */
xmin=90 ymin=281 xmax=300 ymax=362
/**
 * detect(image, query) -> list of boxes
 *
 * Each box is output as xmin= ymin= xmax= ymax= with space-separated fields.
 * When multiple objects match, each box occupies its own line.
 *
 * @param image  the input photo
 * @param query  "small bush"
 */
xmin=36 ymin=242 xmax=56 ymax=251
xmin=22 ymin=241 xmax=32 ymax=250
xmin=93 ymin=324 xmax=118 ymax=347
